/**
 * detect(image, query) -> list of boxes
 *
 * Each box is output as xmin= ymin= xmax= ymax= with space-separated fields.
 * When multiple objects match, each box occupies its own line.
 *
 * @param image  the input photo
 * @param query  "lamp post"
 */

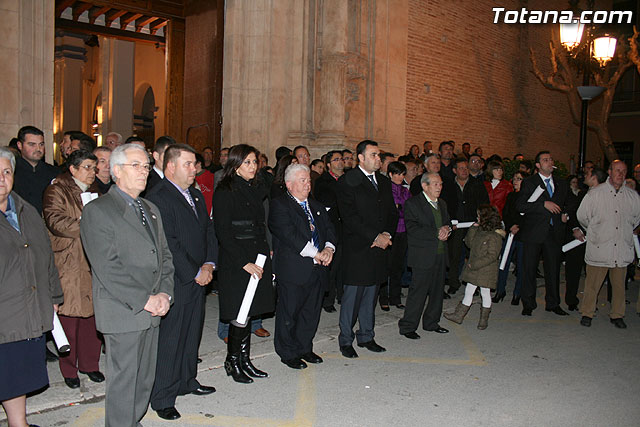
xmin=559 ymin=19 xmax=617 ymax=169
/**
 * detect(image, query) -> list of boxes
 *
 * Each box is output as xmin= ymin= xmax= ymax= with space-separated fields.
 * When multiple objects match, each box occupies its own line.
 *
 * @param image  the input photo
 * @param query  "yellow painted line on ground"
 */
xmin=323 ymin=324 xmax=487 ymax=366
xmin=72 ymin=364 xmax=318 ymax=426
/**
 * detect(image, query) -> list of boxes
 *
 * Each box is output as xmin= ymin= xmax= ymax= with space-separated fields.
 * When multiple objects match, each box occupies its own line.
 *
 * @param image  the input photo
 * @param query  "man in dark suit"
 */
xmin=145 ymin=135 xmax=176 ymax=194
xmin=440 ymin=157 xmax=489 ymax=295
xmin=145 ymin=144 xmax=218 ymax=420
xmin=336 ymin=140 xmax=398 ymax=358
xmin=399 ymin=173 xmax=452 ymax=338
xmin=269 ymin=164 xmax=336 ymax=369
xmin=313 ymin=150 xmax=345 ymax=312
xmin=80 ymin=143 xmax=174 ymax=427
xmin=516 ymin=150 xmax=572 ymax=316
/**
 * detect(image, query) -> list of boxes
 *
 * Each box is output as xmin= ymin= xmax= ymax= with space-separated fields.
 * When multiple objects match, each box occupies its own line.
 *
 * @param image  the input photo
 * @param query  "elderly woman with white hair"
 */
xmin=0 ymin=147 xmax=64 ymax=427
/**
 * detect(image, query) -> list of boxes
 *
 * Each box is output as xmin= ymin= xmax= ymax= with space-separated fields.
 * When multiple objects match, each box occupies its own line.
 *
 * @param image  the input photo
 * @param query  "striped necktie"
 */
xmin=300 ymin=200 xmax=320 ymax=249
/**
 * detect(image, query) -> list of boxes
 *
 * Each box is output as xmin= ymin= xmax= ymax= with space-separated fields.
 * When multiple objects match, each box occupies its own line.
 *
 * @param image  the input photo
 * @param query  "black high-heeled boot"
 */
xmin=511 ymin=295 xmax=520 ymax=306
xmin=492 ymin=291 xmax=506 ymax=303
xmin=240 ymin=327 xmax=268 ymax=378
xmin=225 ymin=324 xmax=253 ymax=384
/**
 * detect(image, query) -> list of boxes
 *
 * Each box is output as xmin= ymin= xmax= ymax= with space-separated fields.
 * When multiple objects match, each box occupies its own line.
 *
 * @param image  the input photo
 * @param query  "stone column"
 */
xmin=100 ymin=37 xmax=134 ymax=142
xmin=0 ymin=0 xmax=54 ymax=162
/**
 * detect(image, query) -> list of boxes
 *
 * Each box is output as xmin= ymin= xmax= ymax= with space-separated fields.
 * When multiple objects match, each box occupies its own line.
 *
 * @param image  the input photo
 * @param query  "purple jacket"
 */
xmin=392 ymin=183 xmax=412 ymax=233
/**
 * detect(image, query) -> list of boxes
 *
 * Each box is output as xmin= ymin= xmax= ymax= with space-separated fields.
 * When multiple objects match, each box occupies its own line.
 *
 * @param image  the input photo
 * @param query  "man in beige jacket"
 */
xmin=577 ymin=160 xmax=640 ymax=328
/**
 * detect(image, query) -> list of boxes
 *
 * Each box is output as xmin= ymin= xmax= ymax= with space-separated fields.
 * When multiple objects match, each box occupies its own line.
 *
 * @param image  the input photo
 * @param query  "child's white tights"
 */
xmin=462 ymin=283 xmax=492 ymax=308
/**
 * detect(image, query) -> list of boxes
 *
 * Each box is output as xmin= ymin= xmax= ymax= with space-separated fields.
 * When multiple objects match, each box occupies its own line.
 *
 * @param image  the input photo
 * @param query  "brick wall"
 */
xmin=404 ymin=0 xmax=581 ymax=164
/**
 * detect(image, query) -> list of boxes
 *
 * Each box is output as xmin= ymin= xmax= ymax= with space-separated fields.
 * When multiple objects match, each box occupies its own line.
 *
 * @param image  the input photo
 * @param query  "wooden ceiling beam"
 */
xmin=55 ymin=0 xmax=76 ymax=17
xmin=104 ymin=9 xmax=126 ymax=28
xmin=119 ymin=12 xmax=143 ymax=30
xmin=149 ymin=18 xmax=168 ymax=36
xmin=134 ymin=15 xmax=157 ymax=32
xmin=88 ymin=5 xmax=111 ymax=25
xmin=72 ymin=2 xmax=93 ymax=21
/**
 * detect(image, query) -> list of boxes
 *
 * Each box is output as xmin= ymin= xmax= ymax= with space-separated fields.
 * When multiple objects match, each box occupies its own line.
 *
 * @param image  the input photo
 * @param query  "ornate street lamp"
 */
xmin=559 ymin=19 xmax=617 ymax=169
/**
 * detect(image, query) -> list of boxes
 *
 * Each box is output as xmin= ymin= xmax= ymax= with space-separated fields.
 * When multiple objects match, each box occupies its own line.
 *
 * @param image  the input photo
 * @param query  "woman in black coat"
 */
xmin=213 ymin=144 xmax=275 ymax=384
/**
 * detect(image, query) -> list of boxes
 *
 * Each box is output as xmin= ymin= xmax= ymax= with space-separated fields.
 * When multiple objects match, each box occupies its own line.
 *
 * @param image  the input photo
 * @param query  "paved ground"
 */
xmin=3 ymin=271 xmax=640 ymax=427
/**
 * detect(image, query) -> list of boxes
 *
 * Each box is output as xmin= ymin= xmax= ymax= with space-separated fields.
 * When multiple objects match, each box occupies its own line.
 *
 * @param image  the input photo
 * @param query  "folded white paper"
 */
xmin=634 ymin=235 xmax=640 ymax=259
xmin=499 ymin=233 xmax=515 ymax=270
xmin=527 ymin=186 xmax=545 ymax=203
xmin=52 ymin=312 xmax=70 ymax=353
xmin=562 ymin=239 xmax=585 ymax=253
xmin=80 ymin=192 xmax=99 ymax=206
xmin=236 ymin=254 xmax=267 ymax=326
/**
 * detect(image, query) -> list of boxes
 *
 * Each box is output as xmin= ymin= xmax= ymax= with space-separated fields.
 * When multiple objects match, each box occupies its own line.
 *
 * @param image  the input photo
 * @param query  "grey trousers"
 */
xmin=104 ymin=327 xmax=159 ymax=427
xmin=338 ymin=284 xmax=379 ymax=347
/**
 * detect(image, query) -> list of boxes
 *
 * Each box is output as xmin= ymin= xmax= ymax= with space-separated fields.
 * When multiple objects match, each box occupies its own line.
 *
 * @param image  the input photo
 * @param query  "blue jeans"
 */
xmin=217 ymin=318 xmax=263 ymax=340
xmin=496 ymin=239 xmax=524 ymax=296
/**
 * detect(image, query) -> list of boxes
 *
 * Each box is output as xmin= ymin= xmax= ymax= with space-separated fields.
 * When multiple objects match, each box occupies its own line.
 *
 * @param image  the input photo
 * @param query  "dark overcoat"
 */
xmin=337 ymin=167 xmax=398 ymax=286
xmin=213 ymin=175 xmax=275 ymax=320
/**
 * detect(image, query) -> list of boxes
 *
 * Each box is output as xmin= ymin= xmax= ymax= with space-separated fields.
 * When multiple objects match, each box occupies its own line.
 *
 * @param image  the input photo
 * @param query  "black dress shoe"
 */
xmin=300 ymin=352 xmax=323 ymax=364
xmin=492 ymin=291 xmax=506 ymax=303
xmin=357 ymin=340 xmax=386 ymax=352
xmin=190 ymin=385 xmax=216 ymax=395
xmin=567 ymin=304 xmax=579 ymax=311
xmin=522 ymin=308 xmax=532 ymax=316
xmin=156 ymin=407 xmax=181 ymax=420
xmin=610 ymin=318 xmax=627 ymax=329
xmin=79 ymin=370 xmax=105 ymax=383
xmin=580 ymin=316 xmax=592 ymax=327
xmin=197 ymin=357 xmax=202 ymax=363
xmin=281 ymin=358 xmax=307 ymax=369
xmin=46 ymin=348 xmax=58 ymax=362
xmin=424 ymin=326 xmax=449 ymax=334
xmin=395 ymin=303 xmax=405 ymax=309
xmin=443 ymin=292 xmax=451 ymax=300
xmin=323 ymin=305 xmax=337 ymax=313
xmin=447 ymin=286 xmax=458 ymax=295
xmin=402 ymin=331 xmax=421 ymax=340
xmin=546 ymin=306 xmax=569 ymax=316
xmin=380 ymin=304 xmax=390 ymax=311
xmin=511 ymin=295 xmax=520 ymax=306
xmin=64 ymin=377 xmax=80 ymax=389
xmin=340 ymin=345 xmax=358 ymax=358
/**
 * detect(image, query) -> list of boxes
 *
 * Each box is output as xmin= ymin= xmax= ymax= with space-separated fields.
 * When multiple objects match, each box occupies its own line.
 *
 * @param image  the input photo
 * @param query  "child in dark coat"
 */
xmin=444 ymin=205 xmax=505 ymax=329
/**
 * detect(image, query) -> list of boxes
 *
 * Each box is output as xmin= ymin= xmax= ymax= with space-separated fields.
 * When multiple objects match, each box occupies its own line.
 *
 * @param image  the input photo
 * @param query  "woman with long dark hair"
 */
xmin=271 ymin=154 xmax=297 ymax=199
xmin=213 ymin=144 xmax=275 ymax=383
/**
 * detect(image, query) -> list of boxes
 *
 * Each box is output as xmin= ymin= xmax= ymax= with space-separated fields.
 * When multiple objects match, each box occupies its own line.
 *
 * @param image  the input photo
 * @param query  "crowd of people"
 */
xmin=2 ymin=127 xmax=640 ymax=427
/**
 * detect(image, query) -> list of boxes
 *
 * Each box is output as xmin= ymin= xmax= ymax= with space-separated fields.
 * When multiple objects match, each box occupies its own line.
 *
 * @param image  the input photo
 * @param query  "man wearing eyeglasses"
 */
xmin=80 ymin=143 xmax=175 ymax=427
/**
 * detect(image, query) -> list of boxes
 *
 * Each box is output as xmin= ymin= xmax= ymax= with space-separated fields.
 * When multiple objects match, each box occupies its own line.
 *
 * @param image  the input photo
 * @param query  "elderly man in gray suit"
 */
xmin=80 ymin=143 xmax=174 ymax=427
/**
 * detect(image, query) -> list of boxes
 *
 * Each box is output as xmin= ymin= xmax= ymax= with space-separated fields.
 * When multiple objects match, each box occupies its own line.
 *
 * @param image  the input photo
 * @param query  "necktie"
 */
xmin=430 ymin=200 xmax=438 ymax=210
xmin=545 ymin=178 xmax=553 ymax=197
xmin=136 ymin=199 xmax=148 ymax=227
xmin=545 ymin=178 xmax=554 ymax=225
xmin=183 ymin=189 xmax=198 ymax=217
xmin=300 ymin=200 xmax=320 ymax=249
xmin=367 ymin=174 xmax=378 ymax=191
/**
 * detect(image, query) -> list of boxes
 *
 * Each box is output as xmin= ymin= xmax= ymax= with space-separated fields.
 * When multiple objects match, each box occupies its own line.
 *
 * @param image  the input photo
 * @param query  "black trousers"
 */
xmin=447 ymin=228 xmax=467 ymax=291
xmin=564 ymin=243 xmax=585 ymax=307
xmin=380 ymin=231 xmax=407 ymax=306
xmin=150 ymin=289 xmax=204 ymax=410
xmin=274 ymin=267 xmax=325 ymax=361
xmin=323 ymin=243 xmax=343 ymax=306
xmin=521 ymin=237 xmax=562 ymax=311
xmin=398 ymin=254 xmax=446 ymax=334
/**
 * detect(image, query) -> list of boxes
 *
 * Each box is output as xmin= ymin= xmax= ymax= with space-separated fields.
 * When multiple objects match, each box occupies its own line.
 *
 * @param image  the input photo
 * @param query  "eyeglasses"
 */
xmin=77 ymin=165 xmax=97 ymax=172
xmin=121 ymin=163 xmax=152 ymax=172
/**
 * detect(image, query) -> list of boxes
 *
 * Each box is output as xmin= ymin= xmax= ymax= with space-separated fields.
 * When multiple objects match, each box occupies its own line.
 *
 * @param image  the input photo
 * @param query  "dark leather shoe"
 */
xmin=190 ymin=385 xmax=216 ymax=395
xmin=340 ymin=345 xmax=358 ymax=358
xmin=580 ymin=316 xmax=592 ymax=327
xmin=323 ymin=305 xmax=336 ymax=313
xmin=380 ymin=304 xmax=390 ymax=311
xmin=610 ymin=318 xmax=627 ymax=329
xmin=253 ymin=328 xmax=271 ymax=337
xmin=424 ymin=326 xmax=449 ymax=334
xmin=301 ymin=352 xmax=323 ymax=364
xmin=281 ymin=358 xmax=307 ymax=369
xmin=567 ymin=304 xmax=579 ymax=311
xmin=156 ymin=407 xmax=181 ymax=420
xmin=511 ymin=295 xmax=520 ymax=306
xmin=447 ymin=286 xmax=458 ymax=295
xmin=546 ymin=306 xmax=569 ymax=316
xmin=522 ymin=308 xmax=532 ymax=316
xmin=443 ymin=292 xmax=451 ymax=300
xmin=357 ymin=340 xmax=386 ymax=352
xmin=79 ymin=370 xmax=105 ymax=383
xmin=402 ymin=331 xmax=421 ymax=339
xmin=395 ymin=303 xmax=405 ymax=309
xmin=64 ymin=377 xmax=80 ymax=389
xmin=46 ymin=348 xmax=58 ymax=362
xmin=197 ymin=357 xmax=202 ymax=363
